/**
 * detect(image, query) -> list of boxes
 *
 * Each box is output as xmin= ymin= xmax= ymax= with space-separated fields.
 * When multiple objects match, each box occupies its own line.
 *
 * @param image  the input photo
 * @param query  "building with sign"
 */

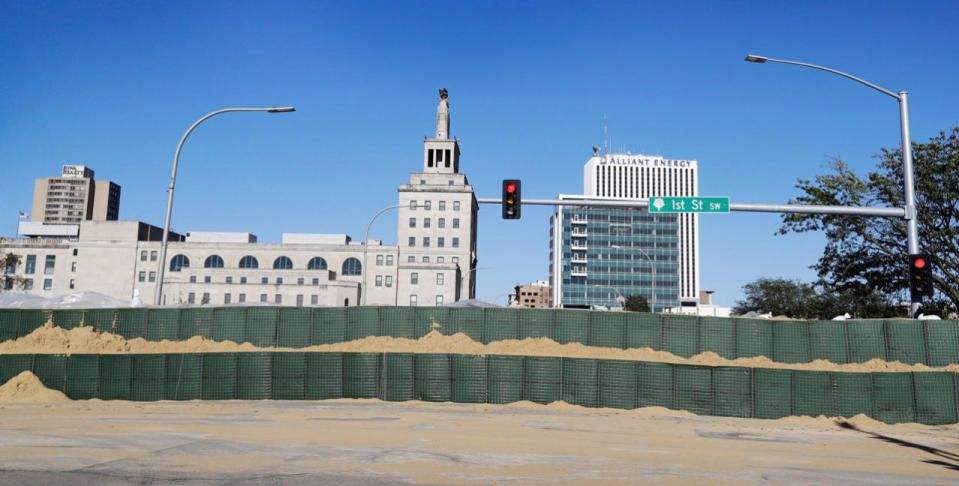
xmin=31 ymin=165 xmax=121 ymax=225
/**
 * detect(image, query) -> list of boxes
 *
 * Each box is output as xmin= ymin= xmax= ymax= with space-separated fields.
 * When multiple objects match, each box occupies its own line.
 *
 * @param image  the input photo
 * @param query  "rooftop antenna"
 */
xmin=603 ymin=114 xmax=608 ymax=157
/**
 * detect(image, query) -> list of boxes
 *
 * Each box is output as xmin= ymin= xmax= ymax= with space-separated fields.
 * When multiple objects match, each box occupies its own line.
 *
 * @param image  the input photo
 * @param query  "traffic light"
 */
xmin=909 ymin=253 xmax=934 ymax=299
xmin=502 ymin=179 xmax=521 ymax=219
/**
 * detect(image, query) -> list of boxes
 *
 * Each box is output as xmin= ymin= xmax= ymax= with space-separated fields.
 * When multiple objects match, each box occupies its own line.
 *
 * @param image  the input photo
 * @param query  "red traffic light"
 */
xmin=914 ymin=258 xmax=926 ymax=269
xmin=506 ymin=183 xmax=516 ymax=193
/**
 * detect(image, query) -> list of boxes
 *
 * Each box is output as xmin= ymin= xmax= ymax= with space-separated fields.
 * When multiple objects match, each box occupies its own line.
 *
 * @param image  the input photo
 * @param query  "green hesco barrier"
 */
xmin=485 ymin=308 xmax=520 ymax=342
xmin=277 ymin=308 xmax=311 ymax=348
xmin=85 ymin=308 xmax=117 ymax=334
xmin=306 ymin=352 xmax=343 ymax=399
xmin=100 ymin=355 xmax=132 ymax=400
xmin=872 ymin=372 xmax=915 ymax=424
xmin=699 ymin=317 xmax=736 ymax=359
xmin=246 ymin=307 xmax=279 ymax=347
xmin=416 ymin=307 xmax=449 ymax=338
xmin=524 ymin=356 xmax=561 ymax=404
xmin=808 ymin=321 xmax=848 ymax=364
xmin=625 ymin=312 xmax=660 ymax=350
xmin=446 ymin=307 xmax=483 ymax=342
xmin=212 ymin=307 xmax=247 ymax=343
xmin=712 ymin=367 xmax=752 ymax=418
xmin=272 ymin=352 xmax=306 ymax=400
xmin=414 ymin=354 xmax=451 ymax=402
xmin=451 ymin=355 xmax=487 ymax=403
xmin=0 ymin=310 xmax=20 ymax=342
xmin=237 ymin=352 xmax=272 ymax=399
xmin=735 ymin=318 xmax=773 ymax=358
xmin=637 ymin=361 xmax=673 ymax=409
xmin=753 ymin=368 xmax=792 ymax=419
xmin=52 ymin=309 xmax=84 ymax=330
xmin=832 ymin=372 xmax=873 ymax=418
xmin=19 ymin=309 xmax=49 ymax=336
xmin=115 ymin=308 xmax=148 ymax=340
xmin=165 ymin=353 xmax=202 ymax=400
xmin=599 ymin=359 xmax=637 ymax=409
xmin=562 ymin=358 xmax=598 ymax=408
xmin=202 ymin=354 xmax=237 ymax=400
xmin=847 ymin=320 xmax=887 ymax=363
xmin=384 ymin=353 xmax=414 ymax=401
xmin=380 ymin=307 xmax=416 ymax=339
xmin=312 ymin=308 xmax=346 ymax=345
xmin=32 ymin=354 xmax=66 ymax=392
xmin=914 ymin=372 xmax=957 ymax=425
xmin=662 ymin=314 xmax=699 ymax=358
xmin=488 ymin=355 xmax=523 ymax=404
xmin=131 ymin=354 xmax=166 ymax=401
xmin=772 ymin=322 xmax=810 ymax=364
xmin=343 ymin=353 xmax=378 ymax=398
xmin=555 ymin=310 xmax=589 ymax=345
xmin=146 ymin=309 xmax=180 ymax=341
xmin=924 ymin=321 xmax=959 ymax=367
xmin=673 ymin=365 xmax=713 ymax=416
xmin=178 ymin=308 xmax=213 ymax=340
xmin=792 ymin=371 xmax=833 ymax=419
xmin=0 ymin=354 xmax=32 ymax=383
xmin=65 ymin=355 xmax=99 ymax=400
xmin=345 ymin=308 xmax=379 ymax=342
xmin=885 ymin=321 xmax=926 ymax=365
xmin=518 ymin=309 xmax=554 ymax=340
xmin=590 ymin=312 xmax=625 ymax=349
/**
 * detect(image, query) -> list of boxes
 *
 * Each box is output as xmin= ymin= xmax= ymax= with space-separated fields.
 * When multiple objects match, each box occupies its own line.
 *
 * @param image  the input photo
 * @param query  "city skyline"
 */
xmin=3 ymin=1 xmax=958 ymax=306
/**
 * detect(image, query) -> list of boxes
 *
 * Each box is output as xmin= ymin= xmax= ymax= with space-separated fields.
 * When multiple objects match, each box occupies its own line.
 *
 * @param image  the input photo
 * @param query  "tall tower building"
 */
xmin=395 ymin=90 xmax=479 ymax=306
xmin=32 ymin=165 xmax=121 ymax=224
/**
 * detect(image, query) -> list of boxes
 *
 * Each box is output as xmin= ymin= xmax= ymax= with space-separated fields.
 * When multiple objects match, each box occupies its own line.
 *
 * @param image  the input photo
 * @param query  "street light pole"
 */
xmin=362 ymin=205 xmax=400 ymax=306
xmin=745 ymin=55 xmax=920 ymax=315
xmin=154 ymin=107 xmax=295 ymax=306
xmin=613 ymin=244 xmax=655 ymax=312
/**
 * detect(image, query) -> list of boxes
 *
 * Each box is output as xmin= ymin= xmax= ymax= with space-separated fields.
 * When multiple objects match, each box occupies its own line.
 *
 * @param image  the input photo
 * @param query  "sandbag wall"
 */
xmin=2 ymin=307 xmax=958 ymax=366
xmin=0 ymin=352 xmax=956 ymax=425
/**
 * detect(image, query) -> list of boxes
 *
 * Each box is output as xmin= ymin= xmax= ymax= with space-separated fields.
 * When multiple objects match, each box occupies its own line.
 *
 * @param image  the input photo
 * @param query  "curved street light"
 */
xmin=154 ymin=107 xmax=295 ymax=305
xmin=745 ymin=54 xmax=920 ymax=315
xmin=612 ymin=244 xmax=656 ymax=312
xmin=362 ymin=205 xmax=400 ymax=306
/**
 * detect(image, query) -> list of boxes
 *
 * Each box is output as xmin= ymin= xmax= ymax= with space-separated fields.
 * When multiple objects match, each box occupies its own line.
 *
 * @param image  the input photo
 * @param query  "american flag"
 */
xmin=18 ymin=211 xmax=29 ymax=219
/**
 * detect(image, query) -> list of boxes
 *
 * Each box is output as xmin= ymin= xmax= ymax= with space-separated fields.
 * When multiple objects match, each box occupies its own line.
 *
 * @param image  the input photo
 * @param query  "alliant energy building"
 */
xmin=1 ymin=91 xmax=478 ymax=307
xmin=550 ymin=151 xmax=699 ymax=310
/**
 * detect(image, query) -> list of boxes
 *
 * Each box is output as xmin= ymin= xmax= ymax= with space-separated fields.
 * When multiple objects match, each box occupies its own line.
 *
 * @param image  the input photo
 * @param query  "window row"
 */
xmin=10 ymin=255 xmax=60 ymax=275
xmin=184 ymin=275 xmax=330 ymax=286
xmin=408 ymin=294 xmax=444 ymax=306
xmin=405 ymin=255 xmax=459 ymax=264
xmin=406 ymin=237 xmax=459 ymax=248
xmin=409 ymin=200 xmax=461 ymax=211
xmin=408 ymin=272 xmax=445 ymax=285
xmin=408 ymin=217 xmax=460 ymax=229
xmin=169 ymin=255 xmax=362 ymax=275
xmin=186 ymin=292 xmax=332 ymax=307
xmin=11 ymin=278 xmax=73 ymax=291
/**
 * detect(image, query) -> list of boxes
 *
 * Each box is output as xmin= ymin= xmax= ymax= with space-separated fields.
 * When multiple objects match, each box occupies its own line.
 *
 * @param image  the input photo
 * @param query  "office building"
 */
xmin=32 ymin=165 xmax=121 ymax=224
xmin=511 ymin=280 xmax=551 ymax=308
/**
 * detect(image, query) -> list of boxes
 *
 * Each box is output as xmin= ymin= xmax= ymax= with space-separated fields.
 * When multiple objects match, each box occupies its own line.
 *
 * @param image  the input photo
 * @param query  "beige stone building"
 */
xmin=31 ymin=165 xmax=120 ymax=224
xmin=511 ymin=280 xmax=552 ymax=308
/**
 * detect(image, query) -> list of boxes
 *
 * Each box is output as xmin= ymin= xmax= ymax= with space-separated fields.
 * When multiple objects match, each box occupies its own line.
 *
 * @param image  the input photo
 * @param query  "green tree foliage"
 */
xmin=1 ymin=253 xmax=23 ymax=291
xmin=779 ymin=126 xmax=959 ymax=311
xmin=624 ymin=294 xmax=650 ymax=312
xmin=733 ymin=277 xmax=902 ymax=319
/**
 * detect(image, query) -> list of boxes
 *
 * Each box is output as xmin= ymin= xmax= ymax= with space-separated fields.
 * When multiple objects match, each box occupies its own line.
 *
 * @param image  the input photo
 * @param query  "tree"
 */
xmin=1 ymin=253 xmax=24 ymax=291
xmin=624 ymin=294 xmax=650 ymax=312
xmin=779 ymin=126 xmax=959 ymax=312
xmin=733 ymin=278 xmax=817 ymax=317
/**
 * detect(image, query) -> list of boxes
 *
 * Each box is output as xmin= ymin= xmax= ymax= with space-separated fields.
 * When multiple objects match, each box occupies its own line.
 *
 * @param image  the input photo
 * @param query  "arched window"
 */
xmin=342 ymin=257 xmax=362 ymax=276
xmin=204 ymin=255 xmax=224 ymax=268
xmin=307 ymin=257 xmax=328 ymax=270
xmin=169 ymin=254 xmax=189 ymax=272
xmin=238 ymin=255 xmax=259 ymax=269
xmin=273 ymin=256 xmax=293 ymax=270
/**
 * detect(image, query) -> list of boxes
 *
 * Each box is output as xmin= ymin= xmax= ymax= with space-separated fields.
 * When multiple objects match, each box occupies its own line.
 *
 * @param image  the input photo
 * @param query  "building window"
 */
xmin=262 ymin=277 xmax=268 ymax=284
xmin=439 ymin=201 xmax=446 ymax=210
xmin=23 ymin=279 xmax=33 ymax=290
xmin=311 ymin=295 xmax=318 ymax=305
xmin=344 ymin=298 xmax=349 ymax=306
xmin=71 ymin=261 xmax=77 ymax=272
xmin=438 ymin=237 xmax=444 ymax=248
xmin=436 ymin=273 xmax=444 ymax=285
xmin=376 ymin=275 xmax=383 ymax=287
xmin=376 ymin=255 xmax=384 ymax=265
xmin=273 ymin=256 xmax=293 ymax=269
xmin=44 ymin=255 xmax=55 ymax=274
xmin=275 ymin=294 xmax=282 ymax=304
xmin=239 ymin=293 xmax=246 ymax=303
xmin=423 ymin=237 xmax=430 ymax=248
xmin=224 ymin=293 xmax=231 ymax=304
xmin=139 ymin=271 xmax=146 ymax=282
xmin=386 ymin=255 xmax=393 ymax=265
xmin=307 ymin=257 xmax=327 ymax=270
xmin=448 ymin=180 xmax=454 ymax=186
xmin=437 ymin=256 xmax=444 ymax=263
xmin=436 ymin=295 xmax=443 ymax=305
xmin=69 ymin=279 xmax=75 ymax=289
xmin=410 ymin=200 xmax=417 ymax=210
xmin=411 ymin=272 xmax=418 ymax=284
xmin=410 ymin=295 xmax=417 ymax=306
xmin=342 ymin=257 xmax=362 ymax=276
xmin=226 ymin=276 xmax=233 ymax=284
xmin=384 ymin=275 xmax=393 ymax=287
xmin=190 ymin=276 xmax=197 ymax=283
xmin=260 ymin=294 xmax=268 ymax=302
xmin=188 ymin=292 xmax=196 ymax=304
xmin=422 ymin=256 xmax=429 ymax=263
xmin=239 ymin=255 xmax=259 ymax=268
xmin=241 ymin=276 xmax=247 ymax=284
xmin=409 ymin=217 xmax=416 ymax=228
xmin=150 ymin=251 xmax=157 ymax=261
xmin=408 ymin=237 xmax=415 ymax=247
xmin=312 ymin=278 xmax=319 ymax=285
xmin=296 ymin=294 xmax=304 ymax=307
xmin=452 ymin=257 xmax=459 ymax=263
xmin=297 ymin=277 xmax=304 ymax=285
xmin=42 ymin=278 xmax=52 ymax=290
xmin=276 ymin=277 xmax=283 ymax=285
xmin=73 ymin=248 xmax=78 ymax=256
xmin=140 ymin=250 xmax=147 ymax=261
xmin=438 ymin=218 xmax=445 ymax=228
xmin=149 ymin=271 xmax=156 ymax=282
xmin=452 ymin=237 xmax=460 ymax=248
xmin=424 ymin=200 xmax=431 ymax=210
xmin=453 ymin=218 xmax=460 ymax=229
xmin=424 ymin=217 xmax=431 ymax=228
xmin=169 ymin=254 xmax=189 ymax=272
xmin=204 ymin=255 xmax=224 ymax=268
xmin=204 ymin=276 xmax=211 ymax=283
xmin=25 ymin=255 xmax=36 ymax=274
xmin=453 ymin=201 xmax=460 ymax=211
xmin=420 ymin=179 xmax=425 ymax=185
xmin=408 ymin=256 xmax=415 ymax=263
xmin=202 ymin=293 xmax=210 ymax=304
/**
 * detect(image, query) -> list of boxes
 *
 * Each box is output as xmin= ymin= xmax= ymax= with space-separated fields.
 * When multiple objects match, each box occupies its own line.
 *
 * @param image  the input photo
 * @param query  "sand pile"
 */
xmin=1 ymin=324 xmax=956 ymax=373
xmin=0 ymin=371 xmax=71 ymax=403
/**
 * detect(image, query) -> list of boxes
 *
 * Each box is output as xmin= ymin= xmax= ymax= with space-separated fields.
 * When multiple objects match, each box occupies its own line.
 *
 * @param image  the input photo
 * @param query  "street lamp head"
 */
xmin=744 ymin=54 xmax=768 ymax=63
xmin=267 ymin=107 xmax=296 ymax=113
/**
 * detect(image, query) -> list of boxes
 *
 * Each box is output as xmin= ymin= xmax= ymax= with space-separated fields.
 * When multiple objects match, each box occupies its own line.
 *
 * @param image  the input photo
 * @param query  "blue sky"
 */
xmin=2 ymin=1 xmax=958 ymax=306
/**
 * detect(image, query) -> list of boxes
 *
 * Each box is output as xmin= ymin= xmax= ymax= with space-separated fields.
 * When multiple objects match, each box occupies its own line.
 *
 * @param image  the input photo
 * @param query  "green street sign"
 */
xmin=649 ymin=196 xmax=729 ymax=213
